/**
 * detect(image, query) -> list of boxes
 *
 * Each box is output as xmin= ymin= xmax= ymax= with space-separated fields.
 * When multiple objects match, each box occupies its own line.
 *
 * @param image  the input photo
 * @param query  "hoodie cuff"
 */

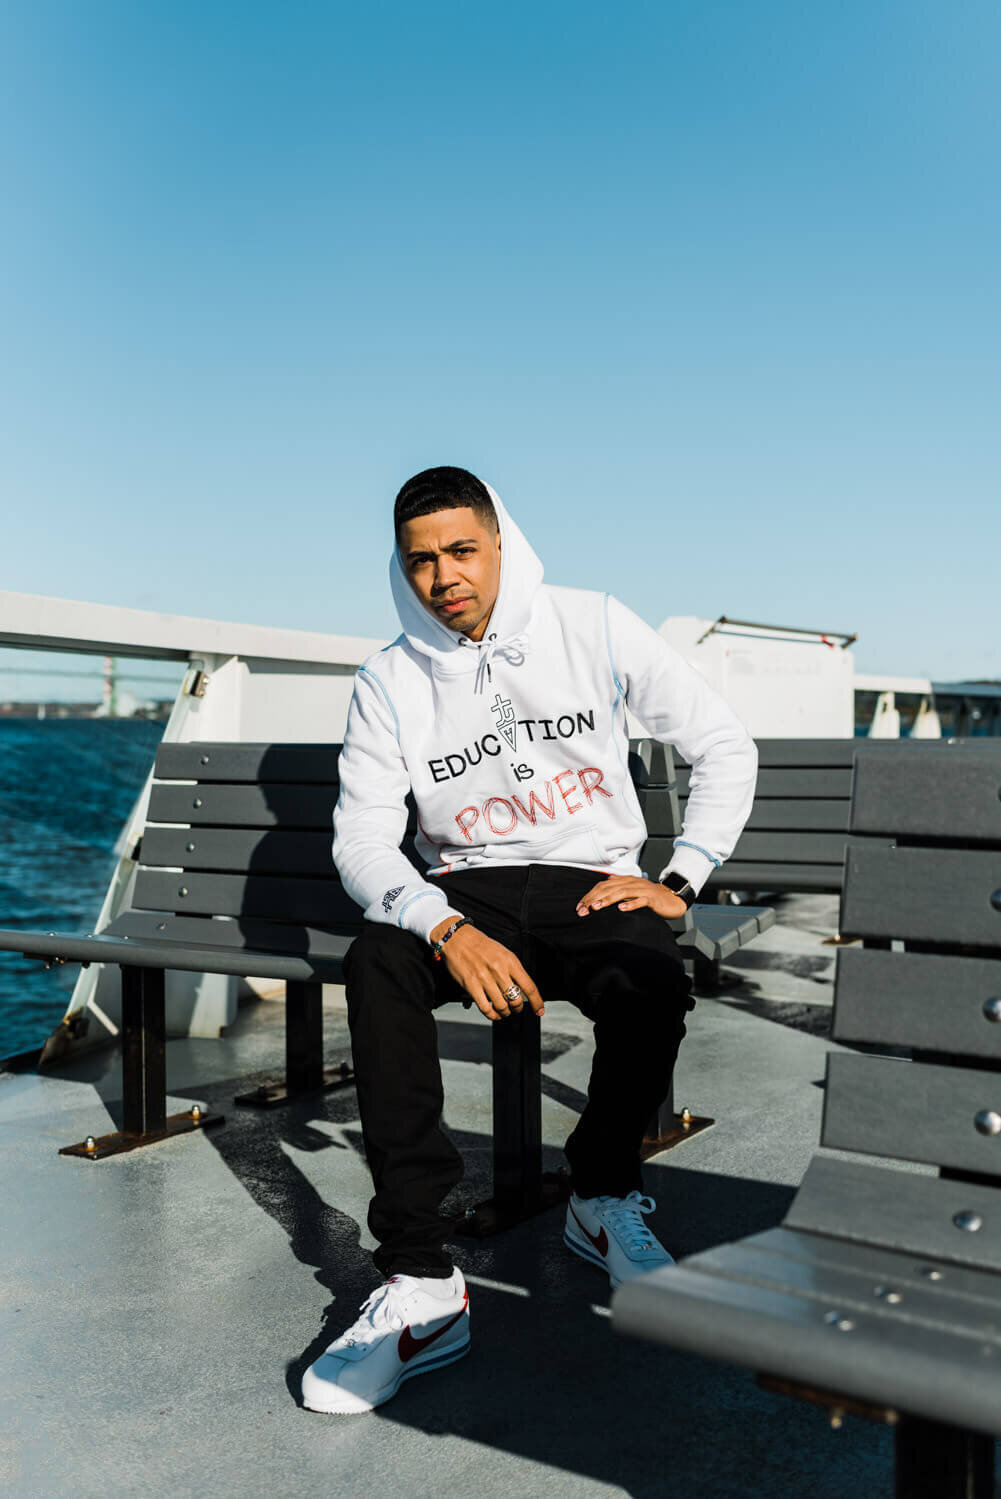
xmin=658 ymin=843 xmax=719 ymax=898
xmin=400 ymin=894 xmax=466 ymax=945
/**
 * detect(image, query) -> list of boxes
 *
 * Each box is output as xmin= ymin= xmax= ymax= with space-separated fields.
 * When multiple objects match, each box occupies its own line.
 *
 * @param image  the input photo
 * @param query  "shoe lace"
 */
xmin=596 ymin=1191 xmax=661 ymax=1253
xmin=341 ymin=1281 xmax=407 ymax=1348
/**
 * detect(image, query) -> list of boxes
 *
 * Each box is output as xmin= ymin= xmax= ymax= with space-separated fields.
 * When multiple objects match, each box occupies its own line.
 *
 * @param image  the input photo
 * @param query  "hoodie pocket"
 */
xmin=518 ymin=820 xmax=608 ymax=866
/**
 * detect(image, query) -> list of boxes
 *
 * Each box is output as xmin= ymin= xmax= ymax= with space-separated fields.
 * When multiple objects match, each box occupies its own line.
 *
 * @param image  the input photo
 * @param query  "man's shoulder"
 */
xmin=539 ymin=582 xmax=609 ymax=619
xmin=356 ymin=636 xmax=425 ymax=685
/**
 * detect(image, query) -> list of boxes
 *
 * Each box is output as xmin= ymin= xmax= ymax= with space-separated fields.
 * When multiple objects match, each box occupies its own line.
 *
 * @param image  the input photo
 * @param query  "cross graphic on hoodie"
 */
xmin=491 ymin=693 xmax=517 ymax=752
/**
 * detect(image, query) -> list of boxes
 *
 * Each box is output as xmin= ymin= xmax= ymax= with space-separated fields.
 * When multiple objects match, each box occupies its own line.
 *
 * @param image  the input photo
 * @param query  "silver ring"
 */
xmin=504 ymin=985 xmax=523 ymax=1002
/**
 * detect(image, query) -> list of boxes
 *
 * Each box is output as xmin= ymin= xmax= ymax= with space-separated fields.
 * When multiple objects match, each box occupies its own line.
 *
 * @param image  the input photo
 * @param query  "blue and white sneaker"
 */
xmin=564 ymin=1190 xmax=675 ymax=1288
xmin=301 ymin=1268 xmax=470 ymax=1414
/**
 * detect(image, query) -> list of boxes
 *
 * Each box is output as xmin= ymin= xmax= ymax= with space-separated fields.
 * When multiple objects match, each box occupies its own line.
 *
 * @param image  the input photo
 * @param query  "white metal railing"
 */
xmin=0 ymin=589 xmax=387 ymax=1058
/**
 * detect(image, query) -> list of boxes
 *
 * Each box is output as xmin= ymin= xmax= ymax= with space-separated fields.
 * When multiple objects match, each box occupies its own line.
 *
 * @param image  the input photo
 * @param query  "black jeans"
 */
xmin=343 ymin=863 xmax=695 ymax=1278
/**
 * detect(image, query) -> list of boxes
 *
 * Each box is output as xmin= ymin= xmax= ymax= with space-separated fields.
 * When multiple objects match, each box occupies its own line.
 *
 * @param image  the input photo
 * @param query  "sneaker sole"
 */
xmin=302 ymin=1330 xmax=471 ymax=1415
xmin=563 ymin=1226 xmax=675 ymax=1288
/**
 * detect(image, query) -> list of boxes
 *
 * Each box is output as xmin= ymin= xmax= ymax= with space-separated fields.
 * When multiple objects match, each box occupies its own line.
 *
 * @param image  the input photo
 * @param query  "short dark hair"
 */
xmin=394 ymin=466 xmax=497 ymax=539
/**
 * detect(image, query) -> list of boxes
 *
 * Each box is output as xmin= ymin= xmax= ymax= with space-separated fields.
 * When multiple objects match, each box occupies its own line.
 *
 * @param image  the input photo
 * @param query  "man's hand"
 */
xmin=429 ymin=918 xmax=544 ymax=1022
xmin=576 ymin=875 xmax=689 ymax=921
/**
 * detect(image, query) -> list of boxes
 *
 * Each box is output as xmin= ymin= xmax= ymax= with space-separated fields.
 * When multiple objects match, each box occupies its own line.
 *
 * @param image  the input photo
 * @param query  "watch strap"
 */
xmin=660 ymin=872 xmax=697 ymax=909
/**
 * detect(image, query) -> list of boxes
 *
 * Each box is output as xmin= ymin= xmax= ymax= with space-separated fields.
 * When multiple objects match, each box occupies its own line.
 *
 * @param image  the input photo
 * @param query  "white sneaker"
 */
xmin=563 ymin=1190 xmax=675 ymax=1288
xmin=301 ymin=1269 xmax=470 ymax=1414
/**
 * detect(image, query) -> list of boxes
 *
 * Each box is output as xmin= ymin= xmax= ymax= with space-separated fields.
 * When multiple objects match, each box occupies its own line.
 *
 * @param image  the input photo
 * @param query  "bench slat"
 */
xmin=140 ymin=827 xmax=337 ymax=874
xmin=689 ymin=1232 xmax=1001 ymax=1339
xmin=685 ymin=907 xmax=775 ymax=939
xmin=148 ymin=782 xmax=340 ymax=829
xmin=750 ymin=739 xmax=897 ymax=767
xmin=133 ymin=868 xmax=363 ymax=924
xmin=842 ymin=845 xmax=1001 ymax=947
xmin=0 ymin=924 xmax=349 ymax=982
xmin=106 ymin=910 xmax=361 ymax=957
xmin=833 ymin=948 xmax=1001 ymax=1055
xmin=849 ymin=744 xmax=1001 ymax=840
xmin=700 ymin=860 xmax=846 ymax=892
xmin=677 ymin=768 xmax=853 ymax=798
xmin=731 ymin=831 xmax=893 ymax=863
xmin=785 ymin=1155 xmax=1001 ymax=1272
xmin=822 ymin=1052 xmax=1001 ymax=1175
xmin=154 ymin=742 xmax=341 ymax=784
xmin=613 ymin=1242 xmax=1001 ymax=1438
xmin=676 ymin=738 xmax=973 ymax=772
xmin=639 ymin=841 xmax=848 ymax=888
xmin=676 ymin=907 xmax=774 ymax=961
xmin=728 ymin=800 xmax=851 ymax=832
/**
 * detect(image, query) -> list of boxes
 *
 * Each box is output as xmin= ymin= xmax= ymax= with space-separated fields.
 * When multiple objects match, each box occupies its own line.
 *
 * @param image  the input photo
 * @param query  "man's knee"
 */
xmin=591 ymin=941 xmax=694 ymax=1024
xmin=344 ymin=922 xmax=430 ymax=1016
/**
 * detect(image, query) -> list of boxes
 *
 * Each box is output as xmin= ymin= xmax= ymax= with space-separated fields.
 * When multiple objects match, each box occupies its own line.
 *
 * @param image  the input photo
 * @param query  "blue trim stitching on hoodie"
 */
xmin=603 ymin=592 xmax=627 ymax=772
xmin=603 ymin=593 xmax=625 ymax=700
xmin=603 ymin=593 xmax=647 ymax=842
xmin=673 ymin=838 xmax=723 ymax=868
xmin=396 ymin=889 xmax=446 ymax=929
xmin=358 ymin=665 xmax=401 ymax=739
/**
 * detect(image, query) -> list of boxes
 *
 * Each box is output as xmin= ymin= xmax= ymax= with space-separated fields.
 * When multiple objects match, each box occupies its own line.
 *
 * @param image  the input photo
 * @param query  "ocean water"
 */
xmin=0 ymin=718 xmax=165 ymax=1058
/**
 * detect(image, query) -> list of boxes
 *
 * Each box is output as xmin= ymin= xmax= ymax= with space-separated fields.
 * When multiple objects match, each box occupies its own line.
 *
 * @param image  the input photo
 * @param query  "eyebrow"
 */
xmin=405 ymin=538 xmax=479 ymax=561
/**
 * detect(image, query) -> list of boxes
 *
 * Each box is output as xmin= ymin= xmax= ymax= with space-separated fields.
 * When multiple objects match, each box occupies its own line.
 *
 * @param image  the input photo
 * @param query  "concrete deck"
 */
xmin=1 ymin=896 xmax=908 ymax=1497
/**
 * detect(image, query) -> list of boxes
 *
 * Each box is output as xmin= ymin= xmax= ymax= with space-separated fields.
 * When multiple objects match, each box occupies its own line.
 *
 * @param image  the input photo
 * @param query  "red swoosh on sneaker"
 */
xmin=569 ymin=1200 xmax=608 ymax=1257
xmin=397 ymin=1293 xmax=469 ymax=1363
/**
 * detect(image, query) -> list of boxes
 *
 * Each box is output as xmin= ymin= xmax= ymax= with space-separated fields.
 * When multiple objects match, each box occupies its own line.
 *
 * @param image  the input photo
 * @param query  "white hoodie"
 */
xmin=332 ymin=485 xmax=758 ymax=943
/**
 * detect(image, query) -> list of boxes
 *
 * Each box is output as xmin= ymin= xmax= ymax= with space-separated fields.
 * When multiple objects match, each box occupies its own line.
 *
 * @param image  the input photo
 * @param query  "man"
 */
xmin=302 ymin=467 xmax=757 ymax=1415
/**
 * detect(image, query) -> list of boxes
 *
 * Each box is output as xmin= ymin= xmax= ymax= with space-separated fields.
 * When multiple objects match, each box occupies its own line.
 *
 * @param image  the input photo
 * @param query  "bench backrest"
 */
xmin=138 ymin=743 xmax=358 ymax=931
xmin=128 ymin=739 xmax=686 ymax=940
xmin=782 ymin=743 xmax=1001 ymax=1270
xmin=675 ymin=737 xmax=984 ymax=896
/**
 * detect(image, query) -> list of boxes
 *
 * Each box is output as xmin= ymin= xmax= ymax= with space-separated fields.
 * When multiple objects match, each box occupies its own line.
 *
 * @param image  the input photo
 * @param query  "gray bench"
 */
xmin=682 ymin=736 xmax=968 ymax=898
xmin=0 ymin=738 xmax=771 ymax=1219
xmin=635 ymin=739 xmax=776 ymax=986
xmin=613 ymin=742 xmax=1001 ymax=1497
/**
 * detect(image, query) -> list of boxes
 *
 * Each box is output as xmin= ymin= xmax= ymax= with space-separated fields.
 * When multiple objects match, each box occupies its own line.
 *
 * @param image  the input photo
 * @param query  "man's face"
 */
xmin=399 ymin=506 xmax=502 ymax=642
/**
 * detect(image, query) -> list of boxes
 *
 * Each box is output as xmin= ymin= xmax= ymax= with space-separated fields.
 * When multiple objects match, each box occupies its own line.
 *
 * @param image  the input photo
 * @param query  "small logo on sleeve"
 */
xmin=382 ymin=886 xmax=405 ymax=913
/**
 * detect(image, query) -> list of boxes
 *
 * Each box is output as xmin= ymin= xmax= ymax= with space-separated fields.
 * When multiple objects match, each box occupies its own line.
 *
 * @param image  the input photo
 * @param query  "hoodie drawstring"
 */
xmin=476 ymin=633 xmax=498 ymax=693
xmin=468 ymin=632 xmax=529 ymax=694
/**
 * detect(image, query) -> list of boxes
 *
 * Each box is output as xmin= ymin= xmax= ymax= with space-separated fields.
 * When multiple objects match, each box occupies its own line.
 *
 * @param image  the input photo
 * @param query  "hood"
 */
xmin=389 ymin=481 xmax=545 ymax=681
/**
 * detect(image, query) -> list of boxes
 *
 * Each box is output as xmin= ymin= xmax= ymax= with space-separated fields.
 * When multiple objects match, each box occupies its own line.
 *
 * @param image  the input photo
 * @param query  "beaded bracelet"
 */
xmin=432 ymin=916 xmax=471 ymax=961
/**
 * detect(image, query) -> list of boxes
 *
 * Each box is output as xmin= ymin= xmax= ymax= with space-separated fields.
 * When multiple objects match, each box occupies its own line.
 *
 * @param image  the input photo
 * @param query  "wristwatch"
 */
xmin=660 ymin=872 xmax=697 ymax=909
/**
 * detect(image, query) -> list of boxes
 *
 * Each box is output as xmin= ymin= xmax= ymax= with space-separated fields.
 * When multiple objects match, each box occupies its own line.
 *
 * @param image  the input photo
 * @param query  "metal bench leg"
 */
xmin=641 ymin=1075 xmax=714 ymax=1158
xmin=286 ymin=980 xmax=325 ymax=1094
xmin=235 ymin=979 xmax=354 ymax=1107
xmin=122 ymin=964 xmax=166 ymax=1136
xmin=894 ymin=1417 xmax=993 ymax=1499
xmin=455 ymin=1009 xmax=570 ymax=1236
xmin=60 ymin=965 xmax=223 ymax=1159
xmin=493 ymin=1007 xmax=542 ymax=1211
xmin=693 ymin=953 xmax=722 ymax=989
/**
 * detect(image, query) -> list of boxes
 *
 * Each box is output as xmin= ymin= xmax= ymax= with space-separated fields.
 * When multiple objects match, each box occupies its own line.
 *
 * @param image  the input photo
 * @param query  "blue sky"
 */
xmin=1 ymin=0 xmax=998 ymax=689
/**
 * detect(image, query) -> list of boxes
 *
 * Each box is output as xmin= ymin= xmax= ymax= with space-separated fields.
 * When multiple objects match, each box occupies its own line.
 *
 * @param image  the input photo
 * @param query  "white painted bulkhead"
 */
xmin=655 ymin=616 xmax=857 ymax=737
